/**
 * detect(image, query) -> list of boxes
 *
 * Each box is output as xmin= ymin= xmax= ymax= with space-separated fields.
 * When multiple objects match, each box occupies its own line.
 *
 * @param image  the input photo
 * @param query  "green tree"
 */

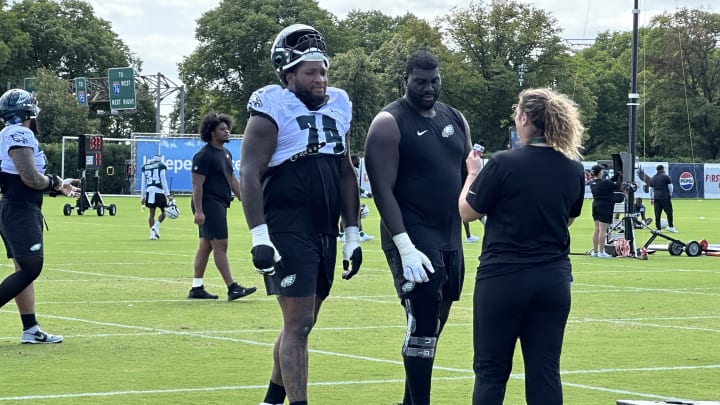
xmin=7 ymin=0 xmax=136 ymax=80
xmin=33 ymin=68 xmax=90 ymax=144
xmin=442 ymin=0 xmax=566 ymax=152
xmin=566 ymin=31 xmax=635 ymax=158
xmin=330 ymin=49 xmax=382 ymax=154
xmin=0 ymin=0 xmax=153 ymax=140
xmin=178 ymin=0 xmax=337 ymax=131
xmin=0 ymin=2 xmax=32 ymax=81
xmin=643 ymin=8 xmax=720 ymax=159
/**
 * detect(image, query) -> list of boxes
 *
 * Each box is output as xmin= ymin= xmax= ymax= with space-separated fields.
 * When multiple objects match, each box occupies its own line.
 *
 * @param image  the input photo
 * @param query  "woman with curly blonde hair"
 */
xmin=459 ymin=88 xmax=586 ymax=405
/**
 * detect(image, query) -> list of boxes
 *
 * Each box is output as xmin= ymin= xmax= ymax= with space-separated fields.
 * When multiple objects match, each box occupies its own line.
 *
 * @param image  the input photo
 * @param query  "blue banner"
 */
xmin=669 ymin=163 xmax=703 ymax=198
xmin=135 ymin=137 xmax=243 ymax=193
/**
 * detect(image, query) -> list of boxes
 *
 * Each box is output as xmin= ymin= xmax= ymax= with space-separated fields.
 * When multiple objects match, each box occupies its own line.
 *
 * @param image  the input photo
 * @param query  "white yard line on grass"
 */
xmin=1 ymin=313 xmax=718 ymax=401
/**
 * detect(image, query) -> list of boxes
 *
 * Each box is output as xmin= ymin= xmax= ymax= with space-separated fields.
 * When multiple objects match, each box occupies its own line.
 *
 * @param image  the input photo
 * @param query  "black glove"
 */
xmin=251 ymin=245 xmax=279 ymax=276
xmin=250 ymin=224 xmax=281 ymax=276
xmin=342 ymin=246 xmax=362 ymax=280
xmin=342 ymin=227 xmax=362 ymax=280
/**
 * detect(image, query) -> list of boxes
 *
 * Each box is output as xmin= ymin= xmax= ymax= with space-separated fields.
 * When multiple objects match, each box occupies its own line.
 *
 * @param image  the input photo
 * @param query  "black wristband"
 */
xmin=45 ymin=175 xmax=60 ymax=191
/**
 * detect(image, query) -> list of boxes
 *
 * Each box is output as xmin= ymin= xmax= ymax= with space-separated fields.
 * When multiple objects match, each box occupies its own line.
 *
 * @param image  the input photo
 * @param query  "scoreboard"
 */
xmin=78 ymin=134 xmax=103 ymax=170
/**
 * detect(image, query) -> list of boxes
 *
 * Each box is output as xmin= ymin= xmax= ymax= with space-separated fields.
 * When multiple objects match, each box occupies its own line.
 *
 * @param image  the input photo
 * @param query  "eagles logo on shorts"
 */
xmin=280 ymin=274 xmax=296 ymax=288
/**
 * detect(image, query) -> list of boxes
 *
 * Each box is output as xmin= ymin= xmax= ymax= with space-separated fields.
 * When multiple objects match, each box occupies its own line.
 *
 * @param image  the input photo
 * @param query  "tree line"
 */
xmin=1 ymin=0 xmax=718 ymax=194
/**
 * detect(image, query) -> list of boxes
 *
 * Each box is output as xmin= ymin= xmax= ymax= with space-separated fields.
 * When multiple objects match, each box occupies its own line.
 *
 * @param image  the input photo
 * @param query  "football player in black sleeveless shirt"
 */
xmin=365 ymin=50 xmax=472 ymax=405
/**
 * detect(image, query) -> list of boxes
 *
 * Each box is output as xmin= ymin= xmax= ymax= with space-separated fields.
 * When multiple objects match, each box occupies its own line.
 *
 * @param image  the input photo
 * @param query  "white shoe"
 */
xmin=666 ymin=227 xmax=678 ymax=233
xmin=597 ymin=251 xmax=612 ymax=258
xmin=150 ymin=229 xmax=158 ymax=240
xmin=465 ymin=235 xmax=480 ymax=243
xmin=337 ymin=234 xmax=345 ymax=243
xmin=590 ymin=251 xmax=598 ymax=257
xmin=21 ymin=328 xmax=63 ymax=344
xmin=360 ymin=233 xmax=374 ymax=242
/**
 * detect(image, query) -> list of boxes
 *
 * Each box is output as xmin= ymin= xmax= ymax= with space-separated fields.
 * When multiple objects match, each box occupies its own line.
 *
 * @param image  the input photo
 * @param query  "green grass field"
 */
xmin=1 ymin=196 xmax=718 ymax=404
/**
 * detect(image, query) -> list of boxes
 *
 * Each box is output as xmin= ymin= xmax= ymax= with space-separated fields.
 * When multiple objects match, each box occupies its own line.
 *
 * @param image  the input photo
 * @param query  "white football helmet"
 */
xmin=360 ymin=203 xmax=370 ymax=219
xmin=164 ymin=200 xmax=180 ymax=220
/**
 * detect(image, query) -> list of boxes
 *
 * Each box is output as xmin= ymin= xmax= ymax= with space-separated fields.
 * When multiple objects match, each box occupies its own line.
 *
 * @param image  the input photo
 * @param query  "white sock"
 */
xmin=192 ymin=278 xmax=203 ymax=288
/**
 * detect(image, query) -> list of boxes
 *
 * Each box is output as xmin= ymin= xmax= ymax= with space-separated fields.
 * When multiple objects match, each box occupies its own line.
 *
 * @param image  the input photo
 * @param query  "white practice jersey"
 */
xmin=0 ymin=123 xmax=47 ymax=175
xmin=246 ymin=85 xmax=352 ymax=167
xmin=140 ymin=160 xmax=170 ymax=196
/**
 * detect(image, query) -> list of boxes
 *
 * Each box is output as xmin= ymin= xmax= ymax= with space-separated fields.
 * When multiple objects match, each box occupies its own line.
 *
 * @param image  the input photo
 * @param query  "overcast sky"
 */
xmin=81 ymin=0 xmax=715 ymax=130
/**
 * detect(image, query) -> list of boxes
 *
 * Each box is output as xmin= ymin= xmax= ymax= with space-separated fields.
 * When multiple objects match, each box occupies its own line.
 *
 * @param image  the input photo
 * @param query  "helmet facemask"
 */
xmin=271 ymin=24 xmax=330 ymax=85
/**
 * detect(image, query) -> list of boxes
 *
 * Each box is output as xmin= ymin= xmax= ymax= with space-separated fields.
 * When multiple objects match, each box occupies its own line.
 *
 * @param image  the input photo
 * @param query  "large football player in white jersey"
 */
xmin=0 ymin=89 xmax=79 ymax=344
xmin=240 ymin=24 xmax=362 ymax=405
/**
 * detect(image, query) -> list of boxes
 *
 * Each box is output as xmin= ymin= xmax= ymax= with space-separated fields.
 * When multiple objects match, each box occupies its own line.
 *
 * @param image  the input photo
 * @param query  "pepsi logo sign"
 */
xmin=679 ymin=171 xmax=694 ymax=191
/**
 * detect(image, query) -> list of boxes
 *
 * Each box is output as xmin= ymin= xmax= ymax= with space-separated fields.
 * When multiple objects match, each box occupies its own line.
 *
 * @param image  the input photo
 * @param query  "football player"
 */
xmin=187 ymin=112 xmax=256 ymax=301
xmin=0 ymin=88 xmax=80 ymax=344
xmin=240 ymin=24 xmax=362 ymax=405
xmin=365 ymin=50 xmax=472 ymax=405
xmin=140 ymin=154 xmax=171 ymax=239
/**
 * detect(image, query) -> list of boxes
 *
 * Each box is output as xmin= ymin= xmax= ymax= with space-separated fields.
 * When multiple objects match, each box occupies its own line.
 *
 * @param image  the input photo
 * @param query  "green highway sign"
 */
xmin=75 ymin=77 xmax=87 ymax=105
xmin=23 ymin=77 xmax=37 ymax=92
xmin=108 ymin=67 xmax=136 ymax=110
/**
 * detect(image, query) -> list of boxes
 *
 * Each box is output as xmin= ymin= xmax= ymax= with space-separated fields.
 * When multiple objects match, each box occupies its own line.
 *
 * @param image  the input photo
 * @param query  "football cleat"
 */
xmin=188 ymin=286 xmax=218 ymax=299
xmin=228 ymin=283 xmax=257 ymax=301
xmin=21 ymin=328 xmax=63 ymax=344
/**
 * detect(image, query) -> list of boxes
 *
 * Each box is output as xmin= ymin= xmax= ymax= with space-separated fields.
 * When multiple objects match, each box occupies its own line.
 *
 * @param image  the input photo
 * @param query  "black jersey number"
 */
xmin=295 ymin=114 xmax=345 ymax=154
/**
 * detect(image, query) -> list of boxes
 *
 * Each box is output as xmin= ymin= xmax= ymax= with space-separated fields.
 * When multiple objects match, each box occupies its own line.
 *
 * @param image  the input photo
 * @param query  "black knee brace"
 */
xmin=402 ymin=298 xmax=440 ymax=359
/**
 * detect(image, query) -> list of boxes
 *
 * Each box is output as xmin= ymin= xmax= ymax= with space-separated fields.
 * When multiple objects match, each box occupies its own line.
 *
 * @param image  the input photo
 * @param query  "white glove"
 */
xmin=250 ymin=224 xmax=282 ymax=276
xmin=392 ymin=232 xmax=434 ymax=283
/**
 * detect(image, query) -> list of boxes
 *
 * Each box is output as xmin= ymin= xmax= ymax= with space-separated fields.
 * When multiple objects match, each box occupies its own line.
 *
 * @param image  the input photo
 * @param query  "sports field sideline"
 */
xmin=0 ymin=196 xmax=718 ymax=404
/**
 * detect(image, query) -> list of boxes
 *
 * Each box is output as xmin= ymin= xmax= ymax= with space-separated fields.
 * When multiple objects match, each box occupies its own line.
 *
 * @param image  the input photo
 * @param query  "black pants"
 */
xmin=472 ymin=265 xmax=571 ymax=405
xmin=653 ymin=198 xmax=673 ymax=229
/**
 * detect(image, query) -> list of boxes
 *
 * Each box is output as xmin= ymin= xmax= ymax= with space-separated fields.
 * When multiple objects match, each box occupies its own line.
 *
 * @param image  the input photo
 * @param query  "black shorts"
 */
xmin=265 ymin=233 xmax=336 ymax=299
xmin=191 ymin=198 xmax=228 ymax=240
xmin=383 ymin=247 xmax=465 ymax=301
xmin=592 ymin=202 xmax=613 ymax=224
xmin=144 ymin=191 xmax=168 ymax=209
xmin=0 ymin=199 xmax=44 ymax=259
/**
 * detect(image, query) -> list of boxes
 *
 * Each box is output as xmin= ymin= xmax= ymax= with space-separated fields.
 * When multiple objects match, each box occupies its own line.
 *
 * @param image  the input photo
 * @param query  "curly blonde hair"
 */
xmin=518 ymin=88 xmax=584 ymax=161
